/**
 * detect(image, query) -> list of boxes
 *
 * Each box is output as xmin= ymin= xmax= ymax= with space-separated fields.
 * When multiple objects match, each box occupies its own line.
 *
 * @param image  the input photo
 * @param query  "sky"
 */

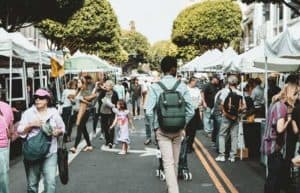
xmin=109 ymin=0 xmax=197 ymax=44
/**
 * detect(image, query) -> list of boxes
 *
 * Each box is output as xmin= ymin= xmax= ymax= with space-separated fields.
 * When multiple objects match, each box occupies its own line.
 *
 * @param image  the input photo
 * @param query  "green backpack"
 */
xmin=22 ymin=120 xmax=52 ymax=162
xmin=157 ymin=80 xmax=186 ymax=133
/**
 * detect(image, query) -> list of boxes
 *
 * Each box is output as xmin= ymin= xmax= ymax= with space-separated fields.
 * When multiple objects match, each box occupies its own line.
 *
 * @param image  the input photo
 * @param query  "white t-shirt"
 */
xmin=188 ymin=86 xmax=201 ymax=109
xmin=61 ymin=89 xmax=76 ymax=107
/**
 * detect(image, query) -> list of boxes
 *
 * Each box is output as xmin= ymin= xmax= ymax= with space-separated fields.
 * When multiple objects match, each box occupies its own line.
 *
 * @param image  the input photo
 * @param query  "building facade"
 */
xmin=19 ymin=26 xmax=48 ymax=51
xmin=242 ymin=2 xmax=299 ymax=51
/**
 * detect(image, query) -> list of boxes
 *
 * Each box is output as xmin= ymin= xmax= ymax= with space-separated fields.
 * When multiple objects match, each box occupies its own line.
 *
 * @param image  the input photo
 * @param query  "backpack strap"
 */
xmin=171 ymin=80 xmax=181 ymax=91
xmin=157 ymin=80 xmax=181 ymax=92
xmin=157 ymin=82 xmax=169 ymax=91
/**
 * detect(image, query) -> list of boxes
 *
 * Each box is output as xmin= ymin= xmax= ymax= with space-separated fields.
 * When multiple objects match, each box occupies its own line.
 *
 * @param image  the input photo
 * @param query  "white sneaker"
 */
xmin=215 ymin=155 xmax=226 ymax=162
xmin=228 ymin=156 xmax=235 ymax=163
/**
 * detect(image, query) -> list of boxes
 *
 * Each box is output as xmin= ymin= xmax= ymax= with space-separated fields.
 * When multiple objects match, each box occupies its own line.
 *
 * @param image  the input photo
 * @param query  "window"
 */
xmin=279 ymin=3 xmax=283 ymax=20
xmin=5 ymin=77 xmax=26 ymax=101
xmin=263 ymin=3 xmax=271 ymax=21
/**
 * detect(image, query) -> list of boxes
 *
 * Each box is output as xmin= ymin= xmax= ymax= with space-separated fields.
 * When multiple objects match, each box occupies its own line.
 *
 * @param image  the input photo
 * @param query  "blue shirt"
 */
xmin=145 ymin=75 xmax=194 ymax=130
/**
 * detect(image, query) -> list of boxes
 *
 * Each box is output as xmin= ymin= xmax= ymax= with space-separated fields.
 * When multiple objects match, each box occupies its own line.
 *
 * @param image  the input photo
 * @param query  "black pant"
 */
xmin=265 ymin=152 xmax=285 ymax=193
xmin=100 ymin=114 xmax=115 ymax=145
xmin=62 ymin=106 xmax=72 ymax=136
xmin=67 ymin=112 xmax=77 ymax=138
xmin=74 ymin=111 xmax=91 ymax=148
xmin=186 ymin=109 xmax=200 ymax=151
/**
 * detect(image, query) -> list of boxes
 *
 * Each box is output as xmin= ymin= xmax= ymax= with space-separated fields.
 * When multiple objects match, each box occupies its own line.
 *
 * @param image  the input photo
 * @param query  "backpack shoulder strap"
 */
xmin=171 ymin=80 xmax=181 ymax=91
xmin=157 ymin=82 xmax=169 ymax=91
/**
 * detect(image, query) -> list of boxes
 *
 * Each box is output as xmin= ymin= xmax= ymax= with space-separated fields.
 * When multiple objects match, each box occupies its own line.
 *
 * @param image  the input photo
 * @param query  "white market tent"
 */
xmin=180 ymin=49 xmax=223 ymax=72
xmin=264 ymin=21 xmax=300 ymax=58
xmin=0 ymin=28 xmax=50 ymax=105
xmin=221 ymin=45 xmax=271 ymax=73
xmin=254 ymin=20 xmax=300 ymax=72
xmin=203 ymin=47 xmax=238 ymax=71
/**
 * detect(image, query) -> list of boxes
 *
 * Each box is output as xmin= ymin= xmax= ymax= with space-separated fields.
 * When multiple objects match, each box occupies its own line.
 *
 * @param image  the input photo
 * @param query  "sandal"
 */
xmin=83 ymin=146 xmax=93 ymax=152
xmin=69 ymin=147 xmax=76 ymax=154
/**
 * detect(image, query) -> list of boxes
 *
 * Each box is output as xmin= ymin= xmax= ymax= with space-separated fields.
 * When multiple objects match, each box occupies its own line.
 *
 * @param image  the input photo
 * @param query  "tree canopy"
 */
xmin=149 ymin=40 xmax=178 ymax=70
xmin=0 ymin=0 xmax=84 ymax=31
xmin=120 ymin=30 xmax=151 ymax=63
xmin=37 ymin=0 xmax=124 ymax=64
xmin=172 ymin=0 xmax=242 ymax=60
xmin=241 ymin=0 xmax=300 ymax=15
xmin=119 ymin=30 xmax=150 ymax=70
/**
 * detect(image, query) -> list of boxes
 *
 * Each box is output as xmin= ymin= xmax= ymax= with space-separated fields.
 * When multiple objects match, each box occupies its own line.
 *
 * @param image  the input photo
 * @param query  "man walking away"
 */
xmin=0 ymin=101 xmax=14 ymax=193
xmin=186 ymin=77 xmax=202 ymax=153
xmin=251 ymin=78 xmax=265 ymax=118
xmin=146 ymin=56 xmax=194 ymax=193
xmin=201 ymin=75 xmax=219 ymax=136
xmin=215 ymin=75 xmax=245 ymax=163
xmin=131 ymin=78 xmax=142 ymax=119
xmin=114 ymin=80 xmax=126 ymax=100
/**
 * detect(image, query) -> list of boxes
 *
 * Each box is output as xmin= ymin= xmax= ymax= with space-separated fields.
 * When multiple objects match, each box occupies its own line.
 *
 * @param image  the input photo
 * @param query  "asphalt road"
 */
xmin=9 ymin=114 xmax=265 ymax=193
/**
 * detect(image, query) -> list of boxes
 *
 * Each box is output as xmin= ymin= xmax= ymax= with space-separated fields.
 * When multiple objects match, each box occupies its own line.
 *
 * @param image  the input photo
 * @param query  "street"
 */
xmin=9 ymin=115 xmax=265 ymax=193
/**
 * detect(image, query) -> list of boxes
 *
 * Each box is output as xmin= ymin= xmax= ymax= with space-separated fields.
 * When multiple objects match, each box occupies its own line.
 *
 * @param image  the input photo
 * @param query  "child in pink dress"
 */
xmin=110 ymin=100 xmax=134 ymax=155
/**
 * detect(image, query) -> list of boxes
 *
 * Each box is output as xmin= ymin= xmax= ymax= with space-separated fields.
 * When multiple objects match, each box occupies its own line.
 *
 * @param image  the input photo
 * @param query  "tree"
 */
xmin=149 ymin=40 xmax=178 ymax=70
xmin=120 ymin=30 xmax=151 ymax=69
xmin=0 ymin=0 xmax=84 ymax=31
xmin=241 ymin=0 xmax=300 ymax=16
xmin=172 ymin=0 xmax=242 ymax=59
xmin=37 ymin=0 xmax=124 ymax=64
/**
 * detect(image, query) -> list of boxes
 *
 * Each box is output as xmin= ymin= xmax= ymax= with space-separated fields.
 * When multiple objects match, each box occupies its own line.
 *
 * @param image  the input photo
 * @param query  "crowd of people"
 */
xmin=1 ymin=56 xmax=300 ymax=193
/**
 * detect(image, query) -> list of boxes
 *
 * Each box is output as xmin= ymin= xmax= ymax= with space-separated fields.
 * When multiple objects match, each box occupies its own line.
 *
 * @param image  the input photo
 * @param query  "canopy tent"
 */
xmin=0 ymin=28 xmax=51 ymax=104
xmin=203 ymin=47 xmax=238 ymax=72
xmin=180 ymin=49 xmax=222 ymax=72
xmin=221 ymin=45 xmax=271 ymax=73
xmin=264 ymin=20 xmax=300 ymax=58
xmin=253 ymin=57 xmax=300 ymax=72
xmin=222 ymin=58 xmax=271 ymax=73
xmin=64 ymin=52 xmax=117 ymax=73
xmin=254 ymin=21 xmax=300 ymax=72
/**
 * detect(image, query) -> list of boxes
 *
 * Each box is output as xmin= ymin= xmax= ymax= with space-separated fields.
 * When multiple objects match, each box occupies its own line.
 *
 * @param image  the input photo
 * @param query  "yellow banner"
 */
xmin=51 ymin=58 xmax=64 ymax=78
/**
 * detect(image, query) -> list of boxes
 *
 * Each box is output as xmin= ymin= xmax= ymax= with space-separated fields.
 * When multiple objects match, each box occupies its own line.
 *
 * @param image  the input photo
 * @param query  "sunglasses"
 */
xmin=34 ymin=95 xmax=49 ymax=100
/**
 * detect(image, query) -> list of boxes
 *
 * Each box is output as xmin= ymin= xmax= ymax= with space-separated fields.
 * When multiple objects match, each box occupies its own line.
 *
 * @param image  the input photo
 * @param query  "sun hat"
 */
xmin=34 ymin=89 xmax=51 ymax=97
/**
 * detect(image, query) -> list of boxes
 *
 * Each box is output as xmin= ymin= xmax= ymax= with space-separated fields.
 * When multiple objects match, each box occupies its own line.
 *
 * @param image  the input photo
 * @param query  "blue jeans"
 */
xmin=144 ymin=109 xmax=151 ymax=140
xmin=218 ymin=117 xmax=238 ymax=157
xmin=131 ymin=97 xmax=141 ymax=116
xmin=0 ymin=147 xmax=9 ymax=193
xmin=203 ymin=107 xmax=213 ymax=133
xmin=212 ymin=114 xmax=222 ymax=146
xmin=24 ymin=153 xmax=57 ymax=193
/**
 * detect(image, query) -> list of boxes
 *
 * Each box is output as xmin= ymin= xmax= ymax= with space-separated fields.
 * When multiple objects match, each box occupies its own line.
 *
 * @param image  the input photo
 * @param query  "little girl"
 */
xmin=110 ymin=100 xmax=134 ymax=155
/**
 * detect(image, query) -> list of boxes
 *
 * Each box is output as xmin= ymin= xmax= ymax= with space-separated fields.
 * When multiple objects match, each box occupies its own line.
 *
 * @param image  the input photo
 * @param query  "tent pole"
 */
xmin=23 ymin=62 xmax=29 ymax=108
xmin=39 ymin=51 xmax=43 ymax=88
xmin=264 ymin=55 xmax=269 ymax=177
xmin=9 ymin=49 xmax=12 ymax=105
xmin=264 ymin=56 xmax=268 ymax=119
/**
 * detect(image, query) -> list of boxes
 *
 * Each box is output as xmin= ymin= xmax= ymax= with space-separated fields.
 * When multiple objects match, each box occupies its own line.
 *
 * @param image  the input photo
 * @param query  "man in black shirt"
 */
xmin=201 ymin=75 xmax=219 ymax=136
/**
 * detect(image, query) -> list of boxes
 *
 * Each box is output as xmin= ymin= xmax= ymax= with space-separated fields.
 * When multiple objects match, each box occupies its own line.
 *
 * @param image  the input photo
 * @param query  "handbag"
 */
xmin=57 ymin=137 xmax=69 ymax=185
xmin=22 ymin=118 xmax=53 ymax=162
xmin=22 ymin=128 xmax=52 ymax=162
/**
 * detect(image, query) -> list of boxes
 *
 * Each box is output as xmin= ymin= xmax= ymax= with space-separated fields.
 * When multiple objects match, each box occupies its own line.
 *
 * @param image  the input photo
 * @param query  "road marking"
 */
xmin=194 ymin=138 xmax=239 ymax=193
xmin=101 ymin=145 xmax=159 ymax=157
xmin=38 ymin=128 xmax=101 ymax=193
xmin=193 ymin=143 xmax=227 ymax=193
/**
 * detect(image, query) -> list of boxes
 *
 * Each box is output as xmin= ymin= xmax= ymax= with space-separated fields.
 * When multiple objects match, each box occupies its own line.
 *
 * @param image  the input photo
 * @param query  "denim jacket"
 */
xmin=145 ymin=75 xmax=194 ymax=131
